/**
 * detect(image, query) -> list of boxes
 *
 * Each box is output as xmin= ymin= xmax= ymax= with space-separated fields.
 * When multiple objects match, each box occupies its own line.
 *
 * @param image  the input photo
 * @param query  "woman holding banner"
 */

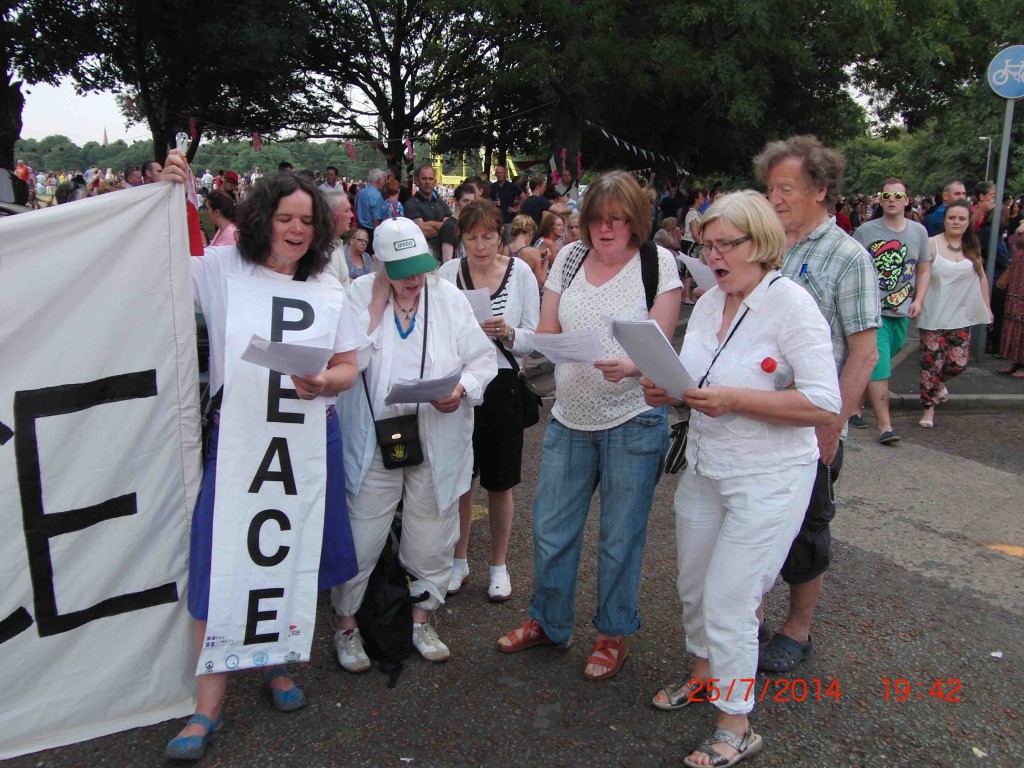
xmin=330 ymin=217 xmax=497 ymax=672
xmin=161 ymin=151 xmax=361 ymax=761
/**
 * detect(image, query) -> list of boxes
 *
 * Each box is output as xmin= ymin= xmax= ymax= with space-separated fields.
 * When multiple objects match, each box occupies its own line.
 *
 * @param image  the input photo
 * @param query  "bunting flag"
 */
xmin=560 ymin=148 xmax=567 ymax=176
xmin=404 ymin=138 xmax=414 ymax=160
xmin=576 ymin=150 xmax=583 ymax=179
xmin=345 ymin=142 xmax=355 ymax=161
xmin=188 ymin=118 xmax=198 ymax=141
xmin=584 ymin=119 xmax=689 ymax=176
xmin=252 ymin=133 xmax=262 ymax=152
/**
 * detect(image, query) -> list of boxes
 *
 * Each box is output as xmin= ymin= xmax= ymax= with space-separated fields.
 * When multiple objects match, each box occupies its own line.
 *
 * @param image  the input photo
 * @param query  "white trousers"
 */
xmin=331 ymin=447 xmax=460 ymax=616
xmin=675 ymin=462 xmax=815 ymax=715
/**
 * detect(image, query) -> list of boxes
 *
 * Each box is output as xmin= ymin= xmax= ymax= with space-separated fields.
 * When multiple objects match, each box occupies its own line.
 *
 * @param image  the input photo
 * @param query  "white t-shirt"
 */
xmin=191 ymin=246 xmax=354 ymax=404
xmin=544 ymin=243 xmax=682 ymax=430
xmin=682 ymin=209 xmax=701 ymax=244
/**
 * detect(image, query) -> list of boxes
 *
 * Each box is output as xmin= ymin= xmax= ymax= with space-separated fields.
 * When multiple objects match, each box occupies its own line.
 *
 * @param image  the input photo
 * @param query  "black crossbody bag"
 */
xmin=457 ymin=258 xmax=541 ymax=428
xmin=363 ymin=284 xmax=428 ymax=469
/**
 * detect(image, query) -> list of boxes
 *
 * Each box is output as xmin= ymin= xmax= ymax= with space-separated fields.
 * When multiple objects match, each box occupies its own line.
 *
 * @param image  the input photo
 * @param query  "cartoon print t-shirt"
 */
xmin=853 ymin=218 xmax=932 ymax=318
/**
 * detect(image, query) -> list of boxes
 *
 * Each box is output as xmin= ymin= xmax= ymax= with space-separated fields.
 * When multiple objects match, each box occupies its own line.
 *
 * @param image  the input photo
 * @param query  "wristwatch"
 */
xmin=504 ymin=327 xmax=516 ymax=344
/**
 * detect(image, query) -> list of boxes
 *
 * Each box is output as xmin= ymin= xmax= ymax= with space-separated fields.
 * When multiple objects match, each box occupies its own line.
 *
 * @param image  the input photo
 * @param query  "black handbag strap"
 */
xmin=697 ymin=275 xmax=782 ymax=389
xmin=362 ymin=281 xmax=429 ymax=418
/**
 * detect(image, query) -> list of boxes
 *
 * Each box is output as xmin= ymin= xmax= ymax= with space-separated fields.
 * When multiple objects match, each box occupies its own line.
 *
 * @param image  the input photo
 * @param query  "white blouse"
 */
xmin=680 ymin=272 xmax=841 ymax=480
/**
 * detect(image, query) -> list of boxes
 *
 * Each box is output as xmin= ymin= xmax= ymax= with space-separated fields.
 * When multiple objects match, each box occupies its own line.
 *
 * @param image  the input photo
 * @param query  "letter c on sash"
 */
xmin=247 ymin=509 xmax=292 ymax=567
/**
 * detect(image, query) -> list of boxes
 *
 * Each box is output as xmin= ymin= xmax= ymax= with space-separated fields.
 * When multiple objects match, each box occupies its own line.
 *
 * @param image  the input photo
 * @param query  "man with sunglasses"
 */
xmin=850 ymin=179 xmax=931 ymax=445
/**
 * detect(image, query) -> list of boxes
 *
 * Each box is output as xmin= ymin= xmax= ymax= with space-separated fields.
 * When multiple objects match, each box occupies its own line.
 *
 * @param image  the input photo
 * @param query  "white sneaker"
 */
xmin=447 ymin=561 xmax=469 ymax=594
xmin=488 ymin=571 xmax=512 ymax=602
xmin=334 ymin=628 xmax=370 ymax=673
xmin=412 ymin=624 xmax=450 ymax=662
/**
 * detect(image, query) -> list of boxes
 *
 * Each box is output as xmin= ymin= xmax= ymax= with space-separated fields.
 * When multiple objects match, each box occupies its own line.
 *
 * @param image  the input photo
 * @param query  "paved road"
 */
xmin=12 ymin=398 xmax=1023 ymax=767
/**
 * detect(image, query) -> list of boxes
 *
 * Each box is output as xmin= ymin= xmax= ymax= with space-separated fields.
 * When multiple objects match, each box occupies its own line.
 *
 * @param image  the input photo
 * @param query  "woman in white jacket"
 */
xmin=330 ymin=217 xmax=497 ymax=669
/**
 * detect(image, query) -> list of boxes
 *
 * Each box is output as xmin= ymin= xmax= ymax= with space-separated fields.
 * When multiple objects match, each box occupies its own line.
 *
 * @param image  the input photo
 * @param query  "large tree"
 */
xmin=73 ymin=0 xmax=338 ymax=162
xmin=307 ymin=0 xmax=495 ymax=176
xmin=1 ymin=0 xmax=97 ymax=170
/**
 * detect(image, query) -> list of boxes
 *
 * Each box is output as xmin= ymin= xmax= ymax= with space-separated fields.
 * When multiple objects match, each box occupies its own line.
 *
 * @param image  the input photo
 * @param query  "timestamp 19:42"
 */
xmin=881 ymin=678 xmax=962 ymax=703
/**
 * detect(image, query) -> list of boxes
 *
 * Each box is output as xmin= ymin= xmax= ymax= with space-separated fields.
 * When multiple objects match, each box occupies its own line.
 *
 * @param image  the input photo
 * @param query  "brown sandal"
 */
xmin=584 ymin=637 xmax=628 ymax=680
xmin=497 ymin=619 xmax=554 ymax=654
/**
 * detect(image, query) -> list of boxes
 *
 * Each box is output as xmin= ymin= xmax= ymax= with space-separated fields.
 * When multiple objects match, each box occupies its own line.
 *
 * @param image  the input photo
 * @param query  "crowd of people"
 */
xmin=16 ymin=133 xmax=1022 ymax=767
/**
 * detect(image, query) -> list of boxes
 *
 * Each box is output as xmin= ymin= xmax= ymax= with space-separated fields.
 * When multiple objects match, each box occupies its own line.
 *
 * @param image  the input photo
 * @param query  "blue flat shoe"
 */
xmin=264 ymin=667 xmax=306 ymax=712
xmin=164 ymin=713 xmax=222 ymax=761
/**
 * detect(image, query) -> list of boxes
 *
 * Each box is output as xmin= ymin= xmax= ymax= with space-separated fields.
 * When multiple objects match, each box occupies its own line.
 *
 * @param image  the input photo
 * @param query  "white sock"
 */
xmin=489 ymin=564 xmax=508 ymax=579
xmin=412 ymin=622 xmax=423 ymax=629
xmin=452 ymin=557 xmax=468 ymax=573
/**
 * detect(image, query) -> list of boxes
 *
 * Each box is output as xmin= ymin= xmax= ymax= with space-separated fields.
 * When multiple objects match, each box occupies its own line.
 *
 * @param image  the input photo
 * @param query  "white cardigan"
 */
xmin=337 ymin=274 xmax=498 ymax=510
xmin=437 ymin=256 xmax=540 ymax=367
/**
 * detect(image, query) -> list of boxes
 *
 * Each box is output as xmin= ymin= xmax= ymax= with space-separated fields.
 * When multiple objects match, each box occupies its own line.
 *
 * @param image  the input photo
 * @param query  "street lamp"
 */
xmin=979 ymin=136 xmax=992 ymax=181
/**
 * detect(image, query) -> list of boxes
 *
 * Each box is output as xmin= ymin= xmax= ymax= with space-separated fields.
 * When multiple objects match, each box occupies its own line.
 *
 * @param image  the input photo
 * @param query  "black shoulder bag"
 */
xmin=458 ymin=258 xmax=541 ymax=428
xmin=363 ymin=283 xmax=428 ymax=469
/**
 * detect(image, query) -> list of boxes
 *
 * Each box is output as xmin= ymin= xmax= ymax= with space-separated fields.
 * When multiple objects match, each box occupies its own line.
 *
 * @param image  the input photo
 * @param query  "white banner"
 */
xmin=0 ymin=184 xmax=201 ymax=758
xmin=198 ymin=276 xmax=341 ymax=675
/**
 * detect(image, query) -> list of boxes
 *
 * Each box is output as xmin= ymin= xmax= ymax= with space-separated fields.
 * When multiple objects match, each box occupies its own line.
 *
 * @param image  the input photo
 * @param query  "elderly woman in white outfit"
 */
xmin=331 ymin=217 xmax=497 ymax=668
xmin=641 ymin=191 xmax=840 ymax=768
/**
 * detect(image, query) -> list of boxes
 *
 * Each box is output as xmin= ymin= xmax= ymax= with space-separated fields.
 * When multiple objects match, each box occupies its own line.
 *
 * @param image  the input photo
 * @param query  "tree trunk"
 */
xmin=0 ymin=72 xmax=25 ymax=173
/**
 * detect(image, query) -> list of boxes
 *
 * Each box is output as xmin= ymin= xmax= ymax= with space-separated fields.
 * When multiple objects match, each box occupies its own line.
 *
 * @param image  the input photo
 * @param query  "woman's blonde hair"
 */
xmin=578 ymin=171 xmax=651 ymax=249
xmin=511 ymin=214 xmax=536 ymax=239
xmin=698 ymin=190 xmax=785 ymax=269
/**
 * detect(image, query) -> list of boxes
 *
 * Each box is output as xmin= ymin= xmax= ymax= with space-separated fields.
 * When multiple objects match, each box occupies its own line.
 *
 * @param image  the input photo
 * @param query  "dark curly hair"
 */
xmin=234 ymin=171 xmax=334 ymax=277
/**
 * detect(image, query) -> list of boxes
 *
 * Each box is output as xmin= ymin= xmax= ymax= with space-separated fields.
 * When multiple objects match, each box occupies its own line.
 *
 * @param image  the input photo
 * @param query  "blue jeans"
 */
xmin=528 ymin=407 xmax=668 ymax=643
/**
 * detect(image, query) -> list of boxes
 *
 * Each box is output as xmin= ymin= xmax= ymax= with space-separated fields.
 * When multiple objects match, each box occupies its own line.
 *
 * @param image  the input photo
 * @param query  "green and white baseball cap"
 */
xmin=373 ymin=217 xmax=437 ymax=280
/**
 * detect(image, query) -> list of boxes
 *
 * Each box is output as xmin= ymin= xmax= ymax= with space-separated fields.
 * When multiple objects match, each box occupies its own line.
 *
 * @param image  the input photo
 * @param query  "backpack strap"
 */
xmin=639 ymin=241 xmax=659 ymax=311
xmin=561 ymin=239 xmax=660 ymax=311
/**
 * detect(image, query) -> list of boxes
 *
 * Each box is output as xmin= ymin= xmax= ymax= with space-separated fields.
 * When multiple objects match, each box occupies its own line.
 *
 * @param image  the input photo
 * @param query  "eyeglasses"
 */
xmin=591 ymin=215 xmax=627 ymax=229
xmin=880 ymin=192 xmax=907 ymax=200
xmin=696 ymin=235 xmax=752 ymax=260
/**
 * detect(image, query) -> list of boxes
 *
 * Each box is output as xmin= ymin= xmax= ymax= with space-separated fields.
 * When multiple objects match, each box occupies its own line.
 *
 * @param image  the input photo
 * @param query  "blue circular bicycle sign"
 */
xmin=987 ymin=45 xmax=1024 ymax=99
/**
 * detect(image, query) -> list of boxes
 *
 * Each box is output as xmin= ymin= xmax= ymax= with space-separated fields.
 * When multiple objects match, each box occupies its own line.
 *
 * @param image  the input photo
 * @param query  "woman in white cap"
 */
xmin=331 ymin=217 xmax=497 ymax=669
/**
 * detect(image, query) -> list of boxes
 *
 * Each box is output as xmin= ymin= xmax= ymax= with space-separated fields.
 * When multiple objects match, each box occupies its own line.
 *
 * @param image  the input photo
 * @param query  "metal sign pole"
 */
xmin=975 ymin=45 xmax=1024 ymax=360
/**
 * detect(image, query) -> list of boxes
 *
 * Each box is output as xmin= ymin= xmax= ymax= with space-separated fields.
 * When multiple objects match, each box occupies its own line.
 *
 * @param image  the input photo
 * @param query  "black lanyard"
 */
xmin=697 ymin=275 xmax=781 ymax=389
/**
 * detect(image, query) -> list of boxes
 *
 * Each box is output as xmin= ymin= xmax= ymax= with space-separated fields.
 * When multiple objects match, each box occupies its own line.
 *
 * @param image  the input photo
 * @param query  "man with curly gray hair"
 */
xmin=752 ymin=135 xmax=880 ymax=678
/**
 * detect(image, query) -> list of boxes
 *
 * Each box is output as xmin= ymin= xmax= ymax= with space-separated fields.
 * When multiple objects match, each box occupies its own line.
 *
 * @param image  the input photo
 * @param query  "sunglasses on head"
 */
xmin=880 ymin=191 xmax=907 ymax=200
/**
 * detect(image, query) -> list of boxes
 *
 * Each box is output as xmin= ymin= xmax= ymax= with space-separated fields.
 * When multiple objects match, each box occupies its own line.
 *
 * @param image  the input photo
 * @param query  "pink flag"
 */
xmin=576 ymin=150 xmax=583 ymax=179
xmin=345 ymin=142 xmax=355 ymax=161
xmin=560 ymin=147 xmax=567 ymax=176
xmin=188 ymin=118 xmax=197 ymax=140
xmin=404 ymin=138 xmax=414 ymax=160
xmin=252 ymin=133 xmax=262 ymax=151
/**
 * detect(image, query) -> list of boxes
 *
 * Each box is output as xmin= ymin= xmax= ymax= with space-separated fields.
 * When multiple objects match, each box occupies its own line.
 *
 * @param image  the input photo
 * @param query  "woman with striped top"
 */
xmin=438 ymin=200 xmax=540 ymax=601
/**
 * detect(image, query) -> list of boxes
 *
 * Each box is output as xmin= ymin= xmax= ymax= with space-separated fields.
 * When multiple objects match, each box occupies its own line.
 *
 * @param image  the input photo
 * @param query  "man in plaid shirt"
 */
xmin=753 ymin=136 xmax=880 ymax=674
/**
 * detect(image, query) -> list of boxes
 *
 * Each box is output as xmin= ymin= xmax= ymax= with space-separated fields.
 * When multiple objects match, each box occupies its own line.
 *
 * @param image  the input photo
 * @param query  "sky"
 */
xmin=20 ymin=80 xmax=145 ymax=146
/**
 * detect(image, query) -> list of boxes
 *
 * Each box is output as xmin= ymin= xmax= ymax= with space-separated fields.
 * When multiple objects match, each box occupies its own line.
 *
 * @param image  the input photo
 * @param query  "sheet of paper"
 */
xmin=612 ymin=319 xmax=697 ymax=396
xmin=384 ymin=366 xmax=463 ymax=404
xmin=531 ymin=329 xmax=605 ymax=364
xmin=678 ymin=253 xmax=718 ymax=292
xmin=462 ymin=288 xmax=493 ymax=322
xmin=241 ymin=334 xmax=334 ymax=376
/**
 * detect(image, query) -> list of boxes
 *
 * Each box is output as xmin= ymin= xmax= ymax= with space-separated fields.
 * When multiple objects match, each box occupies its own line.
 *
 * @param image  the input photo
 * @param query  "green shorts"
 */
xmin=870 ymin=315 xmax=908 ymax=381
